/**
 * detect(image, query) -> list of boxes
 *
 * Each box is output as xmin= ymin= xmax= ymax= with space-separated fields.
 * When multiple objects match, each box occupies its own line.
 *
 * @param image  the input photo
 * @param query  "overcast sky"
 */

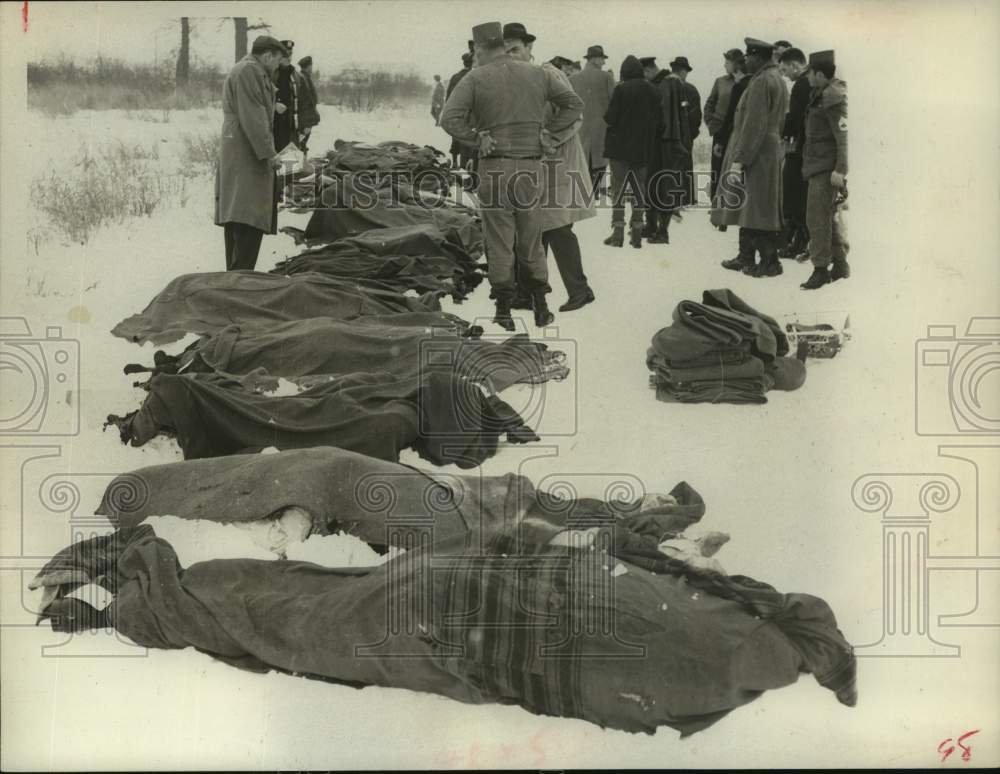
xmin=19 ymin=0 xmax=886 ymax=96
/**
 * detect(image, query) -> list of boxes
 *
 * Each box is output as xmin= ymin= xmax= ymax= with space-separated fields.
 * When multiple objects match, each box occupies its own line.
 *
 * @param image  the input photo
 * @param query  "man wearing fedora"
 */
xmin=712 ymin=37 xmax=788 ymax=278
xmin=669 ymin=56 xmax=702 ymax=208
xmin=215 ymin=35 xmax=286 ymax=272
xmin=440 ymin=22 xmax=583 ymax=330
xmin=800 ymin=50 xmax=849 ymax=290
xmin=571 ymin=45 xmax=616 ymax=194
xmin=703 ymin=49 xmax=743 ymax=200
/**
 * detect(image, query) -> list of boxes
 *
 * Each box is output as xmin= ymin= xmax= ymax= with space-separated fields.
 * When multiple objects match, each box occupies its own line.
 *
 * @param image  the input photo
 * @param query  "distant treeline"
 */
xmin=28 ymin=57 xmax=429 ymax=114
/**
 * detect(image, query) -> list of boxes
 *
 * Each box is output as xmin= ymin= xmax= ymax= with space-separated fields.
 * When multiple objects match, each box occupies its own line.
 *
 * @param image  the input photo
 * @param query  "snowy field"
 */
xmin=2 ymin=100 xmax=998 ymax=770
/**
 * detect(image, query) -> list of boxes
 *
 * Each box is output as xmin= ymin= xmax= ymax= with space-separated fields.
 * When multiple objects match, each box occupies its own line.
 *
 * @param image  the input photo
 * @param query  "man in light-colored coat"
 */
xmin=713 ymin=38 xmax=789 ymax=278
xmin=214 ymin=36 xmax=286 ymax=271
xmin=570 ymin=45 xmax=615 ymax=193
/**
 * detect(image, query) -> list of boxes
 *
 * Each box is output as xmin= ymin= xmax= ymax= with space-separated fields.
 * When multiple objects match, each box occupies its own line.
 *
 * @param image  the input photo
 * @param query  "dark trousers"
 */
xmin=589 ymin=166 xmax=607 ymax=195
xmin=781 ymin=153 xmax=809 ymax=249
xmin=542 ymin=224 xmax=590 ymax=301
xmin=709 ymin=141 xmax=723 ymax=200
xmin=738 ymin=227 xmax=781 ymax=260
xmin=223 ymin=222 xmax=265 ymax=271
xmin=608 ymin=159 xmax=647 ymax=227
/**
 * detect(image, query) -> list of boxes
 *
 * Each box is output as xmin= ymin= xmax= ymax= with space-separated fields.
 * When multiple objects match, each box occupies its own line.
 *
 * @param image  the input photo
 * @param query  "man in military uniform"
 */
xmin=441 ymin=22 xmax=583 ymax=329
xmin=800 ymin=50 xmax=849 ymax=290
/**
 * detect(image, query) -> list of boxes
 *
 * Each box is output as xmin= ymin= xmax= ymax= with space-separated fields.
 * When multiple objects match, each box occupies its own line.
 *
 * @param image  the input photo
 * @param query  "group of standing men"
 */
xmin=214 ymin=36 xmax=320 ymax=272
xmin=440 ymin=28 xmax=850 ymax=324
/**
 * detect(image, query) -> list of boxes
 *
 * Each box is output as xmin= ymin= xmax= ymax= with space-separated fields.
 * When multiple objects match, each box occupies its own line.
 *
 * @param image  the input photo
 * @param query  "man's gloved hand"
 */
xmin=275 ymin=102 xmax=287 ymax=115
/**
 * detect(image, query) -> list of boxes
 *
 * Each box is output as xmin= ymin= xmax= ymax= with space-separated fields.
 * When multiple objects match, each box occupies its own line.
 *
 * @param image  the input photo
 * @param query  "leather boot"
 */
xmin=629 ymin=224 xmax=643 ymax=248
xmin=831 ymin=259 xmax=851 ymax=281
xmin=721 ymin=228 xmax=755 ymax=271
xmin=493 ymin=296 xmax=515 ymax=331
xmin=648 ymin=211 xmax=671 ymax=244
xmin=603 ymin=223 xmax=624 ymax=247
xmin=800 ymin=266 xmax=831 ymax=289
xmin=509 ymin=289 xmax=533 ymax=310
xmin=749 ymin=233 xmax=783 ymax=277
xmin=531 ymin=289 xmax=554 ymax=327
xmin=642 ymin=210 xmax=657 ymax=239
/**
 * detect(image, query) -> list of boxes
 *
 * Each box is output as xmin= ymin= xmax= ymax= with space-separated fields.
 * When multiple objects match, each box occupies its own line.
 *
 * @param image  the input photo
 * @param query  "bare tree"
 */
xmin=176 ymin=17 xmax=190 ymax=87
xmin=233 ymin=17 xmax=271 ymax=62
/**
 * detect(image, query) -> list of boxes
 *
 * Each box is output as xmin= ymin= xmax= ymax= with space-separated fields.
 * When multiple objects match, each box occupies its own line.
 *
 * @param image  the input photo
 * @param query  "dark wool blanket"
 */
xmin=158 ymin=320 xmax=564 ymax=394
xmin=111 ymin=271 xmax=444 ymax=346
xmin=302 ymin=178 xmax=482 ymax=254
xmin=33 ymin=513 xmax=855 ymax=737
xmin=107 ymin=370 xmax=538 ymax=468
xmin=271 ymin=224 xmax=484 ymax=301
xmin=95 ymin=447 xmax=706 ymax=549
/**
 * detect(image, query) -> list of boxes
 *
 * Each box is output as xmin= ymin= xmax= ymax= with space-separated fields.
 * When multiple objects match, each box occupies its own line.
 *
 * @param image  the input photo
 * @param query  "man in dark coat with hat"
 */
xmin=778 ymin=47 xmax=810 ymax=259
xmin=602 ymin=55 xmax=661 ymax=249
xmin=712 ymin=38 xmax=789 ymax=277
xmin=703 ymin=49 xmax=743 ymax=200
xmin=441 ymin=22 xmax=583 ymax=330
xmin=272 ymin=40 xmax=299 ymax=152
xmin=296 ymin=55 xmax=321 ymax=155
xmin=642 ymin=56 xmax=692 ymax=244
xmin=670 ymin=56 xmax=702 ymax=207
xmin=446 ymin=53 xmax=475 ymax=169
xmin=800 ymin=50 xmax=849 ymax=290
xmin=571 ymin=45 xmax=616 ymax=194
xmin=214 ymin=36 xmax=286 ymax=271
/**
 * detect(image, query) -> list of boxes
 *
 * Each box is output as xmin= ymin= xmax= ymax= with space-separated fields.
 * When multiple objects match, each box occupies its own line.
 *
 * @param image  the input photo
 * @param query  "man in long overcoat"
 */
xmin=643 ymin=57 xmax=691 ymax=244
xmin=570 ymin=45 xmax=615 ymax=193
xmin=712 ymin=38 xmax=789 ymax=278
xmin=214 ymin=36 xmax=286 ymax=272
xmin=296 ymin=55 xmax=321 ymax=155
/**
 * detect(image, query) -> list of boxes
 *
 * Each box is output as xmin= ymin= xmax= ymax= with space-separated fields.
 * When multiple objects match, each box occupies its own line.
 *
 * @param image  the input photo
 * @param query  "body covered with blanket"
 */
xmin=36 ymin=452 xmax=856 ymax=738
xmin=112 ymin=271 xmax=445 ymax=346
xmin=143 ymin=319 xmax=566 ymax=395
xmin=647 ymin=289 xmax=807 ymax=404
xmin=107 ymin=369 xmax=538 ymax=468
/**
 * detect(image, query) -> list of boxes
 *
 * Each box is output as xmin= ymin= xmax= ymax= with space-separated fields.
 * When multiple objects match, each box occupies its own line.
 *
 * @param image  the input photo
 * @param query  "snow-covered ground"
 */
xmin=2 ymin=101 xmax=998 ymax=769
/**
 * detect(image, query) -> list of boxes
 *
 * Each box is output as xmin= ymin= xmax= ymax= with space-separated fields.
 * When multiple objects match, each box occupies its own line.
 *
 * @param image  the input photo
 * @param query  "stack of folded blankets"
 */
xmin=646 ymin=289 xmax=806 ymax=404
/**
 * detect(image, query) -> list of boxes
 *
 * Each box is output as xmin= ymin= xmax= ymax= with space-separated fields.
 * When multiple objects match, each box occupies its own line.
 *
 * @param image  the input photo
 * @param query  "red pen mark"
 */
xmin=22 ymin=1 xmax=29 ymax=33
xmin=938 ymin=729 xmax=980 ymax=763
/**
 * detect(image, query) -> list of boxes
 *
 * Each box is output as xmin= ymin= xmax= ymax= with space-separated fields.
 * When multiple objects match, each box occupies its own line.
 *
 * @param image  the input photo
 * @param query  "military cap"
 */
xmin=502 ymin=22 xmax=536 ymax=43
xmin=280 ymin=40 xmax=295 ymax=52
xmin=808 ymin=50 xmax=835 ymax=69
xmin=297 ymin=55 xmax=313 ymax=68
xmin=472 ymin=22 xmax=503 ymax=47
xmin=639 ymin=56 xmax=657 ymax=67
xmin=744 ymin=37 xmax=775 ymax=55
xmin=251 ymin=36 xmax=289 ymax=57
